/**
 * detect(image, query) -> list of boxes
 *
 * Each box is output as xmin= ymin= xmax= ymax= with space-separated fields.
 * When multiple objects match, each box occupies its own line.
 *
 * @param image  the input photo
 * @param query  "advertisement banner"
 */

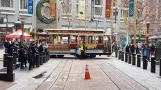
xmin=105 ymin=0 xmax=111 ymax=18
xmin=129 ymin=0 xmax=134 ymax=17
xmin=78 ymin=0 xmax=86 ymax=19
xmin=50 ymin=0 xmax=56 ymax=17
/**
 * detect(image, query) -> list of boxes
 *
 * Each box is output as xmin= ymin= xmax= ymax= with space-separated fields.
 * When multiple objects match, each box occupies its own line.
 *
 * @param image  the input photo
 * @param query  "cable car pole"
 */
xmin=111 ymin=0 xmax=114 ymax=53
xmin=34 ymin=0 xmax=37 ymax=42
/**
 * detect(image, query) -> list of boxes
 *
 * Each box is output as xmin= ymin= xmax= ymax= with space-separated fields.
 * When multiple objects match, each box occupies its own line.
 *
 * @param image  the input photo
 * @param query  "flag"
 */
xmin=129 ymin=0 xmax=134 ymax=17
xmin=50 ymin=0 xmax=56 ymax=17
xmin=77 ymin=0 xmax=86 ymax=19
xmin=105 ymin=0 xmax=112 ymax=18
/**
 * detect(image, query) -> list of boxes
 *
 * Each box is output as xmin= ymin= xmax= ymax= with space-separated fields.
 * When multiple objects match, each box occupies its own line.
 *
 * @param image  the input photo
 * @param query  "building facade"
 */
xmin=0 ymin=0 xmax=32 ymax=47
xmin=35 ymin=0 xmax=129 ymax=32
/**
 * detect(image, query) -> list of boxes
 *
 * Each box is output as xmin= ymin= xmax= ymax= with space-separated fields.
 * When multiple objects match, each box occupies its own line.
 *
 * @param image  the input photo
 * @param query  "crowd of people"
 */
xmin=125 ymin=43 xmax=155 ymax=61
xmin=4 ymin=40 xmax=48 ymax=70
xmin=113 ymin=42 xmax=156 ymax=61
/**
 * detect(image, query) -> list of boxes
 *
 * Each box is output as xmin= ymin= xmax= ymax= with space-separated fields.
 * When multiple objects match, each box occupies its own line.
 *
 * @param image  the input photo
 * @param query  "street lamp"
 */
xmin=4 ymin=15 xmax=8 ymax=35
xmin=146 ymin=21 xmax=150 ymax=60
xmin=14 ymin=19 xmax=25 ymax=45
xmin=113 ymin=8 xmax=118 ymax=42
xmin=146 ymin=21 xmax=150 ymax=47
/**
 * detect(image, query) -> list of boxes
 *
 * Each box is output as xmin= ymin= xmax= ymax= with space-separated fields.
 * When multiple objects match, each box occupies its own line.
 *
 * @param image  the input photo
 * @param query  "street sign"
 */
xmin=28 ymin=0 xmax=33 ymax=14
xmin=129 ymin=0 xmax=134 ymax=17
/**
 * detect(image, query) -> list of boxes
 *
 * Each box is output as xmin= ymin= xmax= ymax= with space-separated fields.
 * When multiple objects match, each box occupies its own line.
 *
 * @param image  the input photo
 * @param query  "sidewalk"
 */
xmin=0 ymin=55 xmax=160 ymax=90
xmin=0 ymin=49 xmax=4 ymax=60
xmin=104 ymin=56 xmax=161 ymax=90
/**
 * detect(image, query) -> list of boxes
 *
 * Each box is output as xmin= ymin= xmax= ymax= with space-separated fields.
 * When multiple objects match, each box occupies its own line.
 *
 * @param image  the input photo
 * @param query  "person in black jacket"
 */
xmin=130 ymin=44 xmax=135 ymax=54
xmin=7 ymin=41 xmax=14 ymax=56
xmin=31 ymin=43 xmax=36 ymax=67
xmin=28 ymin=47 xmax=33 ymax=70
xmin=18 ymin=46 xmax=25 ymax=69
xmin=125 ymin=44 xmax=130 ymax=53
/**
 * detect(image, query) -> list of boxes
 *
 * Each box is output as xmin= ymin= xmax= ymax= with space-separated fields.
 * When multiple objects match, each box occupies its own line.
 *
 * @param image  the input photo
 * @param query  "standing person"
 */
xmin=4 ymin=40 xmax=9 ymax=53
xmin=7 ymin=41 xmax=13 ymax=56
xmin=150 ymin=44 xmax=155 ymax=57
xmin=31 ymin=43 xmax=36 ymax=68
xmin=135 ymin=43 xmax=139 ymax=54
xmin=82 ymin=42 xmax=86 ymax=59
xmin=28 ymin=47 xmax=33 ymax=70
xmin=114 ymin=43 xmax=119 ymax=58
xmin=142 ymin=44 xmax=147 ymax=61
xmin=125 ymin=44 xmax=130 ymax=53
xmin=18 ymin=46 xmax=25 ymax=69
xmin=130 ymin=43 xmax=135 ymax=54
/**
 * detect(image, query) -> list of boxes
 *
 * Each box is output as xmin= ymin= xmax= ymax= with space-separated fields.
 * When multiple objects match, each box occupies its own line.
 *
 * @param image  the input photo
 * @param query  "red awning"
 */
xmin=5 ymin=29 xmax=32 ymax=39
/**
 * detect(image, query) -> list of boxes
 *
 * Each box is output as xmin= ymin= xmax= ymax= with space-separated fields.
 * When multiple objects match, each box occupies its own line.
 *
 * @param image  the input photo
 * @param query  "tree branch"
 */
xmin=136 ymin=15 xmax=147 ymax=25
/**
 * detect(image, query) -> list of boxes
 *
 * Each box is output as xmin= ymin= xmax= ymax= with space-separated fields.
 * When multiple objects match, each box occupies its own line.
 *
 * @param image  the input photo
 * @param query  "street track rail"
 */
xmin=36 ymin=59 xmax=73 ymax=90
xmin=98 ymin=63 xmax=149 ymax=90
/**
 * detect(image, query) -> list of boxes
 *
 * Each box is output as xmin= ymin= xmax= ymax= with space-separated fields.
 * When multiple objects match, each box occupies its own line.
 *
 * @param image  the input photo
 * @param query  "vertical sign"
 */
xmin=105 ymin=0 xmax=111 ymax=18
xmin=129 ymin=0 xmax=134 ymax=17
xmin=78 ymin=0 xmax=86 ymax=19
xmin=28 ymin=0 xmax=33 ymax=14
xmin=50 ymin=0 xmax=56 ymax=17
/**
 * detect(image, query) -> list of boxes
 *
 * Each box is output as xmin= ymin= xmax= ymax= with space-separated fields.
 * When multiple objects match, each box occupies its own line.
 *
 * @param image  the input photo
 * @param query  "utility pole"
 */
xmin=85 ymin=0 xmax=87 ymax=30
xmin=56 ymin=0 xmax=59 ymax=29
xmin=133 ymin=0 xmax=138 ymax=45
xmin=6 ymin=15 xmax=8 ymax=35
xmin=111 ymin=0 xmax=114 ymax=52
xmin=34 ymin=0 xmax=37 ymax=42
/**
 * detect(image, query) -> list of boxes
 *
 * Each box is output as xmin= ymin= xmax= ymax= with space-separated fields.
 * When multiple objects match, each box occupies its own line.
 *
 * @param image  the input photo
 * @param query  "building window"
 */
xmin=94 ymin=0 xmax=103 ymax=16
xmin=62 ymin=0 xmax=71 ymax=15
xmin=95 ymin=0 xmax=101 ymax=5
xmin=123 ymin=10 xmax=128 ymax=17
xmin=20 ymin=0 xmax=28 ymax=9
xmin=95 ymin=7 xmax=102 ymax=15
xmin=113 ymin=0 xmax=117 ymax=7
xmin=0 ymin=0 xmax=13 ymax=8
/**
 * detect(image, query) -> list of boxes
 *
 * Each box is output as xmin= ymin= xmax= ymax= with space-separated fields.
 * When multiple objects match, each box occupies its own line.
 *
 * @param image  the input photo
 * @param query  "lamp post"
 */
xmin=146 ymin=21 xmax=150 ymax=47
xmin=146 ymin=21 xmax=150 ymax=60
xmin=114 ymin=8 xmax=118 ymax=42
xmin=14 ymin=19 xmax=23 ymax=44
xmin=4 ymin=15 xmax=8 ymax=35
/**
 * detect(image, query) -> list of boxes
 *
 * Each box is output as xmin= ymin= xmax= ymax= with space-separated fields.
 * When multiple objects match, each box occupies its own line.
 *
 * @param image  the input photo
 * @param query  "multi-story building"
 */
xmin=36 ymin=0 xmax=129 ymax=33
xmin=0 ymin=0 xmax=32 ymax=47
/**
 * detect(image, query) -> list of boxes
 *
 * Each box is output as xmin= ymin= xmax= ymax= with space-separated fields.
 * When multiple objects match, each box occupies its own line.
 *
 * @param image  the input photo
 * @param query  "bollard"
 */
xmin=128 ymin=53 xmax=131 ymax=64
xmin=7 ymin=56 xmax=13 ymax=74
xmin=13 ymin=52 xmax=17 ymax=64
xmin=46 ymin=53 xmax=48 ymax=62
xmin=47 ymin=52 xmax=50 ymax=60
xmin=36 ymin=54 xmax=40 ymax=67
xmin=151 ymin=57 xmax=156 ymax=73
xmin=137 ymin=54 xmax=141 ymax=67
xmin=132 ymin=53 xmax=136 ymax=65
xmin=40 ymin=55 xmax=43 ymax=65
xmin=160 ymin=58 xmax=161 ymax=76
xmin=44 ymin=53 xmax=47 ymax=63
xmin=43 ymin=54 xmax=46 ymax=63
xmin=121 ymin=52 xmax=124 ymax=61
xmin=143 ymin=56 xmax=147 ymax=69
xmin=118 ymin=51 xmax=120 ymax=59
xmin=3 ymin=53 xmax=8 ymax=67
xmin=125 ymin=52 xmax=128 ymax=62
xmin=5 ymin=48 xmax=7 ymax=53
xmin=119 ymin=51 xmax=122 ymax=60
